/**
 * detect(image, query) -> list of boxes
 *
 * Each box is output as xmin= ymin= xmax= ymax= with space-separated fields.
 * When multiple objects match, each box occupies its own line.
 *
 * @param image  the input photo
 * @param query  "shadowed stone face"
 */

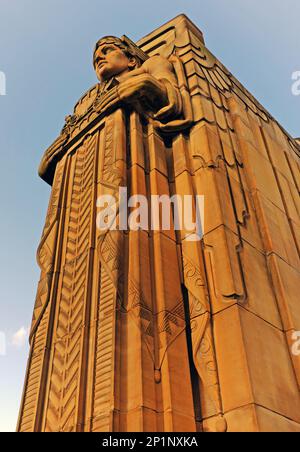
xmin=93 ymin=41 xmax=136 ymax=82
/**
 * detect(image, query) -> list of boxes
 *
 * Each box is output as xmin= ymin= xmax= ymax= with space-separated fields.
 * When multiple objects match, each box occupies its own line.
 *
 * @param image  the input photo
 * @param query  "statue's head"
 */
xmin=93 ymin=36 xmax=145 ymax=82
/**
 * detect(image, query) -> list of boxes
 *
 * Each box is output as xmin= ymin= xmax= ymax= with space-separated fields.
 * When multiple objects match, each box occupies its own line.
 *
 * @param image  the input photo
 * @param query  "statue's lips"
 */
xmin=97 ymin=62 xmax=107 ymax=70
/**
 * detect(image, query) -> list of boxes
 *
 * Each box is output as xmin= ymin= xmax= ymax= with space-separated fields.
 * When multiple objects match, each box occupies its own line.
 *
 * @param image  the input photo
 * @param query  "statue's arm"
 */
xmin=138 ymin=55 xmax=182 ymax=121
xmin=38 ymin=133 xmax=68 ymax=184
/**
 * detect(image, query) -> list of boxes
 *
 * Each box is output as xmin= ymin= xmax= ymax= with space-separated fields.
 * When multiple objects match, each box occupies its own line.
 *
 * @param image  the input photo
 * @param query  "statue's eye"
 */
xmin=103 ymin=47 xmax=114 ymax=55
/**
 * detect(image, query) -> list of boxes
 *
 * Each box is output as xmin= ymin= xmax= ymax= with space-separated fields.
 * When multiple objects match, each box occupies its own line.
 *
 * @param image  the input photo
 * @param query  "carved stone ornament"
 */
xmin=19 ymin=15 xmax=300 ymax=433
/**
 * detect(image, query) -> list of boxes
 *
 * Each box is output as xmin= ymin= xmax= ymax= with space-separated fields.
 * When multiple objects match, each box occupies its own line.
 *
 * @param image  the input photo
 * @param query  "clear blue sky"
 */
xmin=0 ymin=0 xmax=299 ymax=432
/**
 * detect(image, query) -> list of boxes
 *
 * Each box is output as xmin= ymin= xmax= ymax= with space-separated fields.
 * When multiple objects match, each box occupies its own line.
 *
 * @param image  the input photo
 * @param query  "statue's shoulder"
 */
xmin=143 ymin=54 xmax=171 ymax=69
xmin=39 ymin=83 xmax=101 ymax=185
xmin=142 ymin=54 xmax=176 ymax=83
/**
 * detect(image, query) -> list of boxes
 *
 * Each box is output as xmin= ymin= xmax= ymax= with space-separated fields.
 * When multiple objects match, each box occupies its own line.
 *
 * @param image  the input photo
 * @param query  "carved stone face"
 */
xmin=94 ymin=43 xmax=136 ymax=82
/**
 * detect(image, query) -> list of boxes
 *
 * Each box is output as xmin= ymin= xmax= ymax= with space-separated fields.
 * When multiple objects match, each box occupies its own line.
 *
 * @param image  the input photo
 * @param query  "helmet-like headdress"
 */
xmin=93 ymin=35 xmax=149 ymax=69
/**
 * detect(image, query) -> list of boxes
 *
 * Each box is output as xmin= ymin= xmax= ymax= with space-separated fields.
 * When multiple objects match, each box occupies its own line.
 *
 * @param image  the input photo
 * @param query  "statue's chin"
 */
xmin=97 ymin=67 xmax=131 ymax=84
xmin=96 ymin=66 xmax=110 ymax=82
xmin=98 ymin=73 xmax=114 ymax=83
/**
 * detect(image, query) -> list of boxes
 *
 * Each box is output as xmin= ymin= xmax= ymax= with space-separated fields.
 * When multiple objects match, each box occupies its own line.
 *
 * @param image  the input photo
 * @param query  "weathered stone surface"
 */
xmin=268 ymin=254 xmax=300 ymax=332
xmin=214 ymin=306 xmax=300 ymax=423
xmin=213 ymin=306 xmax=254 ymax=413
xmin=225 ymin=404 xmax=300 ymax=432
xmin=239 ymin=309 xmax=300 ymax=423
xmin=254 ymin=192 xmax=300 ymax=270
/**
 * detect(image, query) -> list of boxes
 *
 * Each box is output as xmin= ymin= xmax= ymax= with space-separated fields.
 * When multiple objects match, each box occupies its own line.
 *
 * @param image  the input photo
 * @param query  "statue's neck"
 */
xmin=100 ymin=77 xmax=119 ymax=92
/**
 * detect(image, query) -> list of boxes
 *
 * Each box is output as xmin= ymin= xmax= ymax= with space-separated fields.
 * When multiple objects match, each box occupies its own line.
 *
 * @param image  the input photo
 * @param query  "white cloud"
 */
xmin=11 ymin=327 xmax=28 ymax=348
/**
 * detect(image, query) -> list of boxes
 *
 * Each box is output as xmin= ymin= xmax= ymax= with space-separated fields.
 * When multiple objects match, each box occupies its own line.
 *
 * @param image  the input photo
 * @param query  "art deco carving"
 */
xmin=19 ymin=15 xmax=300 ymax=433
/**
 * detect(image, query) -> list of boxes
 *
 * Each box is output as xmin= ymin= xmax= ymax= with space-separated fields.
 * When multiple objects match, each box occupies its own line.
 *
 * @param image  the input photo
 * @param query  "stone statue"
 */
xmin=38 ymin=35 xmax=183 ymax=183
xmin=20 ymin=19 xmax=227 ymax=434
xmin=19 ymin=15 xmax=300 ymax=433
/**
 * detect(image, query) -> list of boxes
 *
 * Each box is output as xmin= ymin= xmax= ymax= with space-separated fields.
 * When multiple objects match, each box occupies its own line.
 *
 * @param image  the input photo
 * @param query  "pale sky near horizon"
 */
xmin=0 ymin=0 xmax=299 ymax=432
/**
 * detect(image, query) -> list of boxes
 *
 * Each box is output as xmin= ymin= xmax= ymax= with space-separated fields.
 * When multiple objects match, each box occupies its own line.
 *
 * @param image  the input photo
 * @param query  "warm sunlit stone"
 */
xmin=18 ymin=15 xmax=300 ymax=433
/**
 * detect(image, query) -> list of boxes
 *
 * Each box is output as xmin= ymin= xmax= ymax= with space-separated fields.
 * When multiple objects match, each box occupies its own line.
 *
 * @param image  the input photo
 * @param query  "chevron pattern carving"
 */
xmin=91 ymin=113 xmax=126 ymax=431
xmin=91 ymin=267 xmax=116 ymax=432
xmin=18 ymin=306 xmax=50 ymax=432
xmin=44 ymin=135 xmax=97 ymax=432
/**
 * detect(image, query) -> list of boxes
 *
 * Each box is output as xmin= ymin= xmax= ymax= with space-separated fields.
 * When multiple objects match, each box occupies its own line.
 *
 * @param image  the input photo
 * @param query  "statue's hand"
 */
xmin=118 ymin=74 xmax=168 ymax=107
xmin=98 ymin=74 xmax=168 ymax=114
xmin=153 ymin=78 xmax=181 ymax=122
